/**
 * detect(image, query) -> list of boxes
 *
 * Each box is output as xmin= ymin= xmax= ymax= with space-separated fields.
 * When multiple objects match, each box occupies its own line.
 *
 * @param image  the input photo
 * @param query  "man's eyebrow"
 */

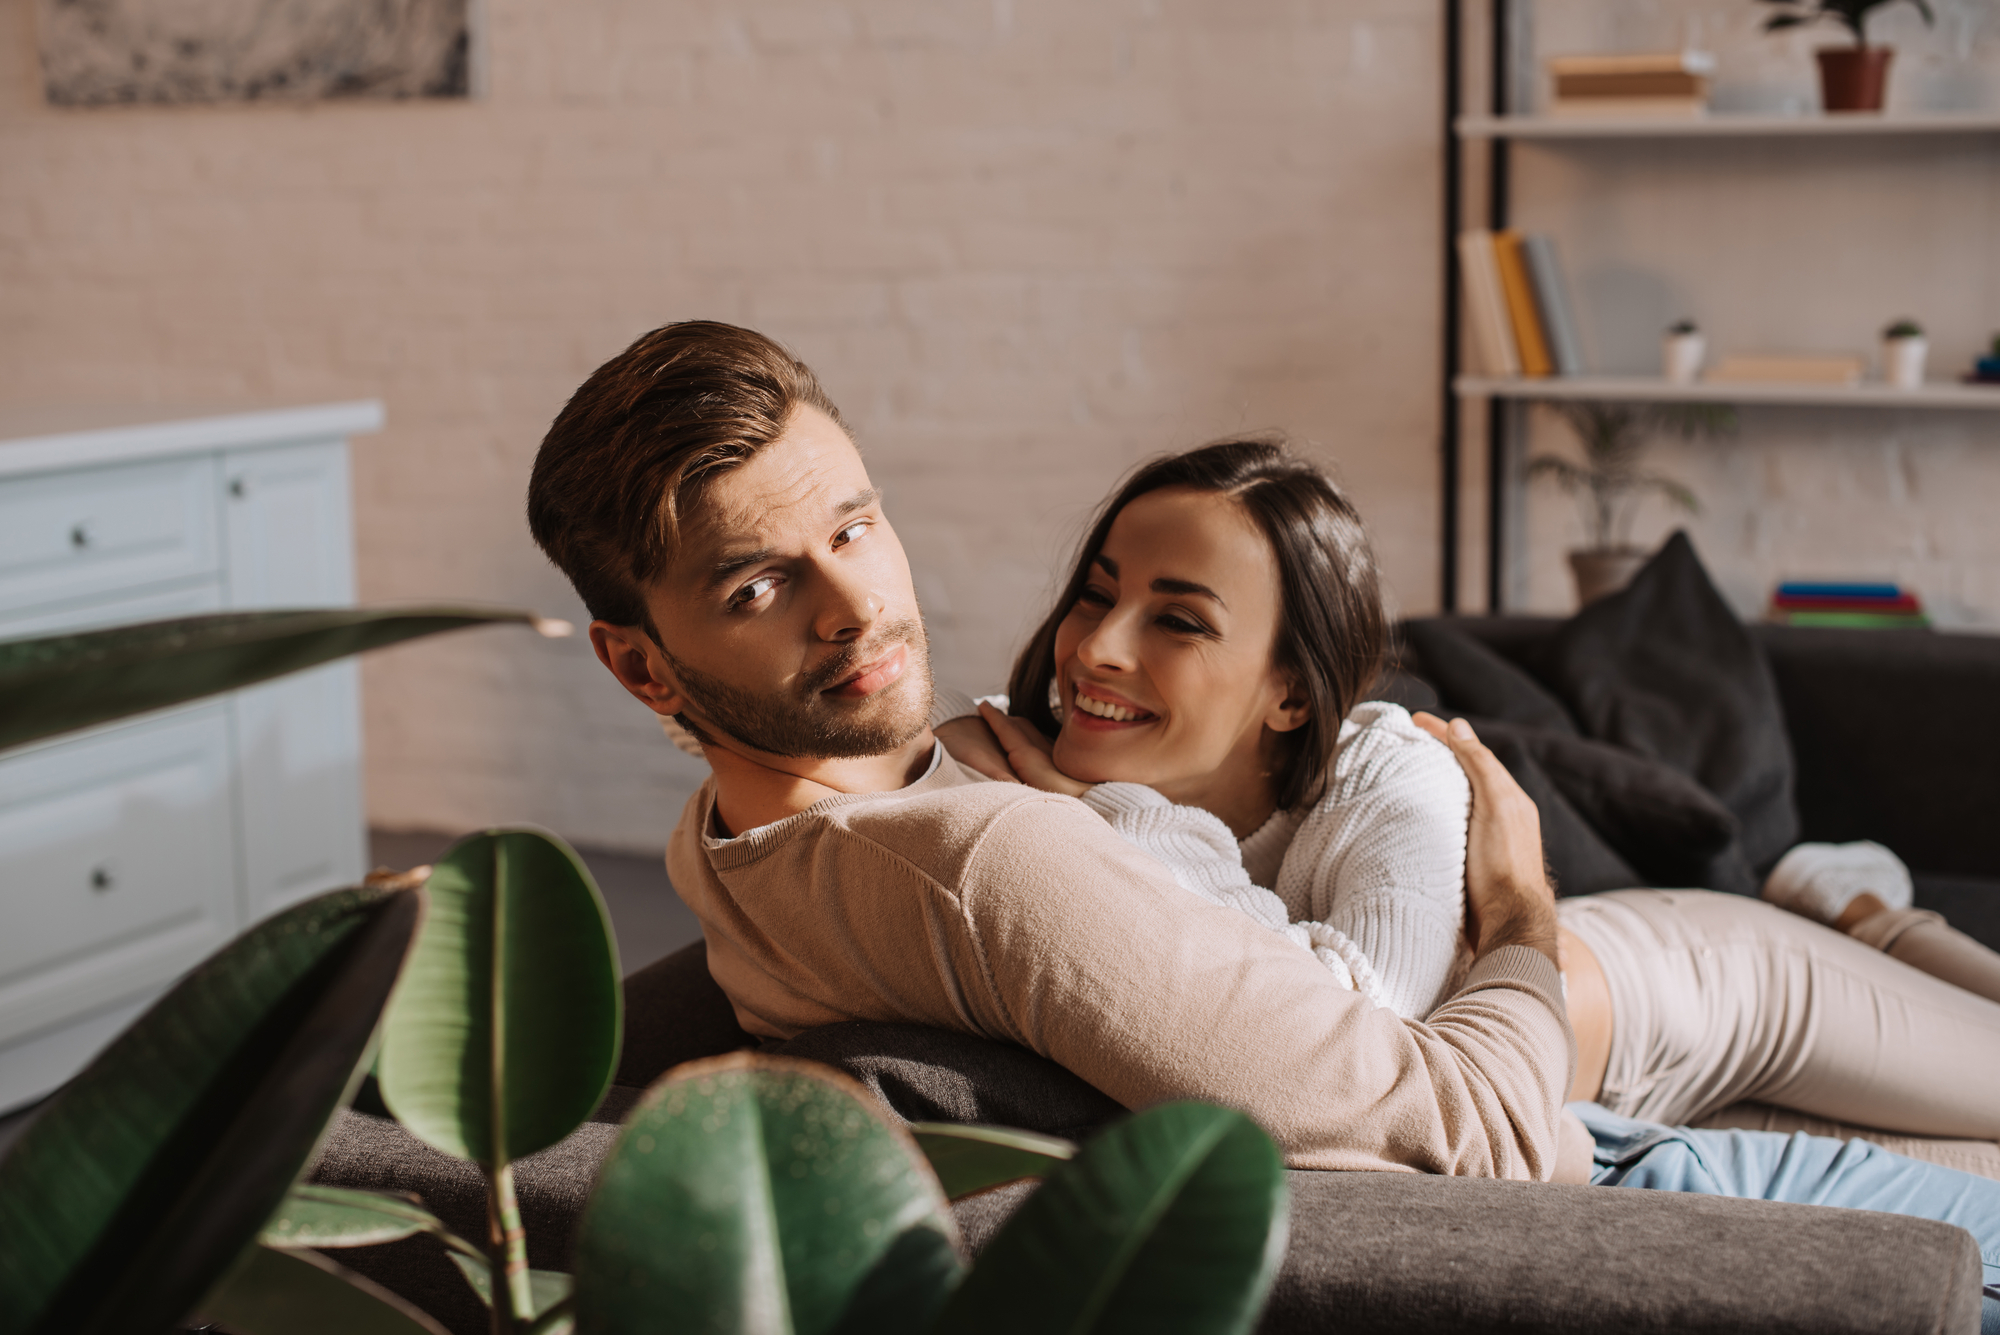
xmin=834 ymin=488 xmax=882 ymax=518
xmin=706 ymin=547 xmax=778 ymax=592
xmin=1152 ymin=577 xmax=1224 ymax=606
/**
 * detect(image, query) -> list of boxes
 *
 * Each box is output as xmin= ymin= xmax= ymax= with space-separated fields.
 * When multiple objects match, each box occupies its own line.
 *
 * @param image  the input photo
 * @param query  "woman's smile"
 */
xmin=1070 ymin=682 xmax=1159 ymax=727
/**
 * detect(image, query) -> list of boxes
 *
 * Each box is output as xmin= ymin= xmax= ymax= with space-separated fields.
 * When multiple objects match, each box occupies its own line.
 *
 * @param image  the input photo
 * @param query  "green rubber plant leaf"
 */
xmin=260 ymin=1184 xmax=478 ymax=1255
xmin=0 ymin=885 xmax=422 ymax=1335
xmin=822 ymin=1221 xmax=962 ymax=1335
xmin=908 ymin=1123 xmax=1076 ymax=1200
xmin=376 ymin=827 xmax=622 ymax=1167
xmin=936 ymin=1101 xmax=1289 ymax=1335
xmin=448 ymin=1251 xmax=575 ymax=1322
xmin=0 ymin=605 xmax=566 ymax=753
xmin=571 ymin=1053 xmax=965 ymax=1335
xmin=196 ymin=1242 xmax=450 ymax=1335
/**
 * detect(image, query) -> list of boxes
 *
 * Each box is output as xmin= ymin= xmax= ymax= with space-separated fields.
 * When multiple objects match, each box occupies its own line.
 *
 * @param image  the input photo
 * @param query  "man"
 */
xmin=527 ymin=319 xmax=1575 ymax=1180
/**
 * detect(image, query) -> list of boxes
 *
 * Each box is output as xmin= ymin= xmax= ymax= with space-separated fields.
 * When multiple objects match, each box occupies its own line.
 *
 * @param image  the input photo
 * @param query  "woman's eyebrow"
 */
xmin=1152 ymin=577 xmax=1224 ymax=606
xmin=1092 ymin=554 xmax=1118 ymax=578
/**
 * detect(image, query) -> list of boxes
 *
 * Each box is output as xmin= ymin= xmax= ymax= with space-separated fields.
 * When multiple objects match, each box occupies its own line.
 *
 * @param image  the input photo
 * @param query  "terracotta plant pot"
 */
xmin=1569 ymin=548 xmax=1649 ymax=606
xmin=1817 ymin=46 xmax=1893 ymax=113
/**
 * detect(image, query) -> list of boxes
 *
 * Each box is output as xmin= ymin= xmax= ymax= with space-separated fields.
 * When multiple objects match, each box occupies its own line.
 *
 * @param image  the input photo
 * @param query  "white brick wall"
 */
xmin=0 ymin=1 xmax=1447 ymax=851
xmin=2 ymin=0 xmax=1993 ymax=852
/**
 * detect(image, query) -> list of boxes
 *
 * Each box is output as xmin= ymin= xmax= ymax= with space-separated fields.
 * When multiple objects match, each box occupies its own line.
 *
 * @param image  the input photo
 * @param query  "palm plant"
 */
xmin=1528 ymin=400 xmax=1731 ymax=553
xmin=1756 ymin=0 xmax=1934 ymax=46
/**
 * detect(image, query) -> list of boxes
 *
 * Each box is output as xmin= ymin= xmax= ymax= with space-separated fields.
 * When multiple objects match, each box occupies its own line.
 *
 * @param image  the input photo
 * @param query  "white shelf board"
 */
xmin=1456 ymin=110 xmax=2000 ymax=140
xmin=1455 ymin=375 xmax=2000 ymax=409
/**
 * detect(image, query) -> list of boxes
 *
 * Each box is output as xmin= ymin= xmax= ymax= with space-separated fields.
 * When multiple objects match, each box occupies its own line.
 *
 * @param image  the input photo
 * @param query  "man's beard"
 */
xmin=663 ymin=618 xmax=934 ymax=760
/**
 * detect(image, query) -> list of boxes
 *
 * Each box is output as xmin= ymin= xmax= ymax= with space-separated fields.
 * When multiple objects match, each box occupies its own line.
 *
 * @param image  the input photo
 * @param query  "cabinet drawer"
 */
xmin=0 ymin=456 xmax=220 ymax=616
xmin=0 ymin=578 xmax=223 ymax=642
xmin=0 ymin=706 xmax=238 ymax=1046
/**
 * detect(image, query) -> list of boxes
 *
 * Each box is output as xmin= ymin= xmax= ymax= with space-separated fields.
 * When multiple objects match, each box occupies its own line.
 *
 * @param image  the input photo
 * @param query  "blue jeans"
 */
xmin=1573 ymin=1102 xmax=2000 ymax=1331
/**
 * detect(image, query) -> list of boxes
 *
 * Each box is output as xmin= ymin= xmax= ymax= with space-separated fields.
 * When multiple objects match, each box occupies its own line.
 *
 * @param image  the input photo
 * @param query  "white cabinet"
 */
xmin=221 ymin=441 xmax=364 ymax=920
xmin=0 ymin=403 xmax=382 ymax=1112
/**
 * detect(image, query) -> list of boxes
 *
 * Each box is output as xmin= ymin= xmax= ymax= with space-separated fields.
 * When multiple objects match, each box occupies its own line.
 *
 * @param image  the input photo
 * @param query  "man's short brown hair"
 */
xmin=527 ymin=321 xmax=847 ymax=627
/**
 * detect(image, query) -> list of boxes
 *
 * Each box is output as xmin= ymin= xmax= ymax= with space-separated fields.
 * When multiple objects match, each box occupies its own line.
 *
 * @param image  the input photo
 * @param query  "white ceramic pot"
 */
xmin=1662 ymin=332 xmax=1706 ymax=385
xmin=1884 ymin=336 xmax=1928 ymax=390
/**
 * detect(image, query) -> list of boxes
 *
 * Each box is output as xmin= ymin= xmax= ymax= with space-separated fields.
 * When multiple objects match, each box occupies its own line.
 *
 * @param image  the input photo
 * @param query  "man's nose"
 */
xmin=813 ymin=563 xmax=882 ymax=643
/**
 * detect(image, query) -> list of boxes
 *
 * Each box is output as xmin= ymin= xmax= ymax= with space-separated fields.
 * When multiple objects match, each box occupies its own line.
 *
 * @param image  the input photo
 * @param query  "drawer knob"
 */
xmin=229 ymin=478 xmax=247 ymax=499
xmin=70 ymin=524 xmax=90 ymax=549
xmin=89 ymin=865 xmax=115 ymax=892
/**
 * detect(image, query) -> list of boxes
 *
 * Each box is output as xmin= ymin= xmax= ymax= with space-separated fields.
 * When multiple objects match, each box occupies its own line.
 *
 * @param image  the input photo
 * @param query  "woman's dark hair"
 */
xmin=1005 ymin=437 xmax=1386 ymax=812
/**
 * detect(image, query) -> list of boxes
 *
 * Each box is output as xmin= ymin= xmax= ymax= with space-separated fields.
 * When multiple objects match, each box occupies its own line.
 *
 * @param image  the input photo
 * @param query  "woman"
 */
xmin=934 ymin=437 xmax=2000 ymax=1147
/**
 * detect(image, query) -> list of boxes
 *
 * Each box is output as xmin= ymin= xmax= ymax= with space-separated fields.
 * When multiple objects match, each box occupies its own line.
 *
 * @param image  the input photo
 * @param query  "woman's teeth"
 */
xmin=1074 ymin=691 xmax=1148 ymax=722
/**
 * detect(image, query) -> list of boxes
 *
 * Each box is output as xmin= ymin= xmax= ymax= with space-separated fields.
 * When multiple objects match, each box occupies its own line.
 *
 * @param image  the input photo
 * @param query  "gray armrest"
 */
xmin=311 ymin=1111 xmax=1981 ymax=1335
xmin=1261 ymin=1170 xmax=1980 ymax=1335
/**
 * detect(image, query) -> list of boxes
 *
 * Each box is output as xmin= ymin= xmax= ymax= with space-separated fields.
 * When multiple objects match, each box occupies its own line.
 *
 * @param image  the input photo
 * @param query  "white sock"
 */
xmin=1762 ymin=841 xmax=1914 ymax=926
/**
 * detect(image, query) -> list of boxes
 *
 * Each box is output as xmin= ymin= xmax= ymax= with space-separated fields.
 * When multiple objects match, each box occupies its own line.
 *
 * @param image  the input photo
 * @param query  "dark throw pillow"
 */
xmin=1469 ymin=720 xmax=1642 ymax=896
xmin=1471 ymin=718 xmax=1749 ymax=895
xmin=1368 ymin=665 xmax=1441 ymax=715
xmin=1545 ymin=532 xmax=1800 ymax=872
xmin=1401 ymin=620 xmax=1579 ymax=734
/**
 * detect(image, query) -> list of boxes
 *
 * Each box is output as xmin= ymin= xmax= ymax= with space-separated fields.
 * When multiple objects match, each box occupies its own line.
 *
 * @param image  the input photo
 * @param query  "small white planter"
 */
xmin=1663 ymin=331 xmax=1706 ymax=385
xmin=1884 ymin=336 xmax=1928 ymax=390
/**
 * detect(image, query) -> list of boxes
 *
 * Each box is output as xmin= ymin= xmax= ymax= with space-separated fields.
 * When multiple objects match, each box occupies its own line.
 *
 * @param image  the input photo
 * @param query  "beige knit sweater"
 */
xmin=668 ymin=747 xmax=1575 ymax=1178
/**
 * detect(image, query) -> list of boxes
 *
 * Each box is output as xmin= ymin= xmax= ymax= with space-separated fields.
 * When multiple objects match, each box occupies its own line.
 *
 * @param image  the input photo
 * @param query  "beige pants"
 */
xmin=1558 ymin=890 xmax=2000 ymax=1144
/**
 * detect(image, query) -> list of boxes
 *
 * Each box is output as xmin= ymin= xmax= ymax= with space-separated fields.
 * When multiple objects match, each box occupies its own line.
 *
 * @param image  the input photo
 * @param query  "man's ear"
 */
xmin=589 ymin=621 xmax=691 ymax=717
xmin=1264 ymin=677 xmax=1312 ymax=735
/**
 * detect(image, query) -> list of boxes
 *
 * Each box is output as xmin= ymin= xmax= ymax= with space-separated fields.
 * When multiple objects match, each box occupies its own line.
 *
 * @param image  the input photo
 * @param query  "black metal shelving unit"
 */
xmin=1439 ymin=0 xmax=1512 ymax=615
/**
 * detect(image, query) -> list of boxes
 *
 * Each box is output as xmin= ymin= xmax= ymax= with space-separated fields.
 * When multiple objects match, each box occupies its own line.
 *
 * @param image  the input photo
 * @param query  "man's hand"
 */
xmin=935 ymin=713 xmax=1019 ymax=783
xmin=1412 ymin=712 xmax=1560 ymax=969
xmin=979 ymin=703 xmax=1092 ymax=798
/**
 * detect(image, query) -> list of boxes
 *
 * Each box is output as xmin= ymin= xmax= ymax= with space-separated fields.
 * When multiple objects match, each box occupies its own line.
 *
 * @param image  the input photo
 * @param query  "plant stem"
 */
xmin=488 ymin=1160 xmax=534 ymax=1332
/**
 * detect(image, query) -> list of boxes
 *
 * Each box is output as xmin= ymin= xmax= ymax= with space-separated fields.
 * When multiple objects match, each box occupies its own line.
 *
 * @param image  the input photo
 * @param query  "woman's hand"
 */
xmin=979 ymin=702 xmax=1092 ymax=798
xmin=1411 ymin=712 xmax=1559 ymax=969
xmin=935 ymin=714 xmax=1019 ymax=783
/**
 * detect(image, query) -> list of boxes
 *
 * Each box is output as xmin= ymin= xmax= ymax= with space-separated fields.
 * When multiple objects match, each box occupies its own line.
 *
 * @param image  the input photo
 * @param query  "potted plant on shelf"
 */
xmin=1529 ymin=400 xmax=1733 ymax=606
xmin=1756 ymin=0 xmax=1935 ymax=113
xmin=1882 ymin=318 xmax=1927 ymax=389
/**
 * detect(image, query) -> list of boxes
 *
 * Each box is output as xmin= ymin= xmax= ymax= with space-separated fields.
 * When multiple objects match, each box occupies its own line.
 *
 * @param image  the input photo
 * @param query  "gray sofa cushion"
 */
xmin=310 ymin=1108 xmax=1983 ymax=1335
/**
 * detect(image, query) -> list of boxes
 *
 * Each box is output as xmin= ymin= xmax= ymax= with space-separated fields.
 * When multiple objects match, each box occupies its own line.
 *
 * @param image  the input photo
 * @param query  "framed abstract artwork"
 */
xmin=36 ymin=0 xmax=474 ymax=105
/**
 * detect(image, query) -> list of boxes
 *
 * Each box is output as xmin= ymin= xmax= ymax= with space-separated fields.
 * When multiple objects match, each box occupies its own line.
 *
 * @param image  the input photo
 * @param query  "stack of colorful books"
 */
xmin=1768 ymin=582 xmax=1931 ymax=629
xmin=1457 ymin=230 xmax=1583 ymax=379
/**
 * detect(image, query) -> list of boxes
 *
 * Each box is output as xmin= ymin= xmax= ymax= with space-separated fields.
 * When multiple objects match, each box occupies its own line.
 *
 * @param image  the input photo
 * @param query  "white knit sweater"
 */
xmin=932 ymin=695 xmax=1472 ymax=1019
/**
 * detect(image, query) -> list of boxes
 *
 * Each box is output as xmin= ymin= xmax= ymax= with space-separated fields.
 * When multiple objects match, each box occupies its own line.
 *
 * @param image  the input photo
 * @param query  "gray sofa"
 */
xmin=313 ymin=621 xmax=2000 ymax=1332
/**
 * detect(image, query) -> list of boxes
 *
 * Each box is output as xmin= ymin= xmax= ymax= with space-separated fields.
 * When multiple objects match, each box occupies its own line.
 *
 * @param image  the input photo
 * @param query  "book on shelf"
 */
xmin=1457 ymin=230 xmax=1519 ymax=377
xmin=1457 ymin=230 xmax=1586 ymax=379
xmin=1520 ymin=235 xmax=1584 ymax=376
xmin=1546 ymin=50 xmax=1713 ymax=119
xmin=1708 ymin=355 xmax=1865 ymax=386
xmin=1493 ymin=232 xmax=1554 ymax=377
xmin=1767 ymin=581 xmax=1930 ymax=628
xmin=1778 ymin=581 xmax=1902 ymax=599
xmin=1546 ymin=51 xmax=1719 ymax=77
